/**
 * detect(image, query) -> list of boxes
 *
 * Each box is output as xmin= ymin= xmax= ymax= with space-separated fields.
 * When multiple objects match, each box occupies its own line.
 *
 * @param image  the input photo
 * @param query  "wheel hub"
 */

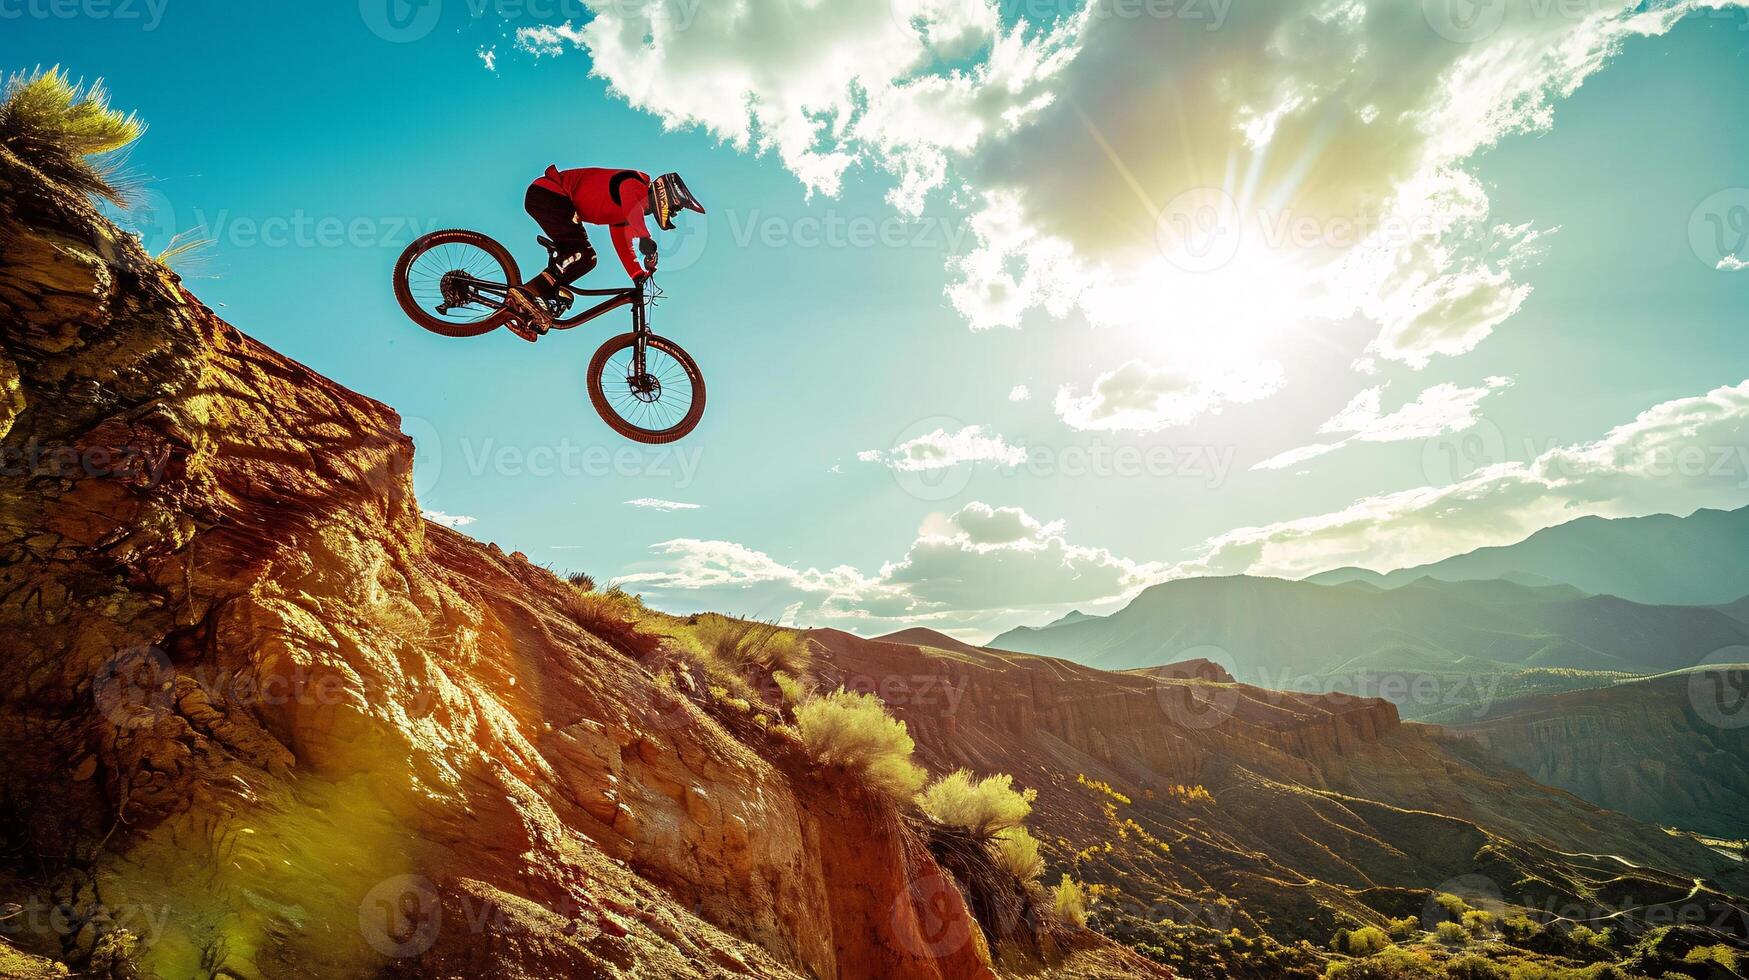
xmin=628 ymin=374 xmax=663 ymax=403
xmin=438 ymin=270 xmax=471 ymax=308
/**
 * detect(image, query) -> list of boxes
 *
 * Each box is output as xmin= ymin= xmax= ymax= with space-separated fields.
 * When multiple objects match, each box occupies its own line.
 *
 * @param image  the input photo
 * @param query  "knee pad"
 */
xmin=550 ymin=240 xmax=597 ymax=279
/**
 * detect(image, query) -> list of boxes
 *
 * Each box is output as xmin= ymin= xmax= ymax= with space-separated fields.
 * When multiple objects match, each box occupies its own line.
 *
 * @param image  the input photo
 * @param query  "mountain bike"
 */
xmin=393 ymin=230 xmax=705 ymax=444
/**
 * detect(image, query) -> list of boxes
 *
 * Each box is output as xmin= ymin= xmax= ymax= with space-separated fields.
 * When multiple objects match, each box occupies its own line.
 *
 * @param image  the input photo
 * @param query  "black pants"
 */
xmin=524 ymin=185 xmax=597 ymax=295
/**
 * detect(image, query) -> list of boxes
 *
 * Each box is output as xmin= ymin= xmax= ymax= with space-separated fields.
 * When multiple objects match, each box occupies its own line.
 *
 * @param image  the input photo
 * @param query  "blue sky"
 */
xmin=11 ymin=0 xmax=1749 ymax=639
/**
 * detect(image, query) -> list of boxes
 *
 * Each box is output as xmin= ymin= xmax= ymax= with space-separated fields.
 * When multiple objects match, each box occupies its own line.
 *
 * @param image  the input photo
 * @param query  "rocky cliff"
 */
xmin=0 ymin=136 xmax=1164 ymax=978
xmin=807 ymin=630 xmax=1749 ymax=974
xmin=1453 ymin=669 xmax=1749 ymax=839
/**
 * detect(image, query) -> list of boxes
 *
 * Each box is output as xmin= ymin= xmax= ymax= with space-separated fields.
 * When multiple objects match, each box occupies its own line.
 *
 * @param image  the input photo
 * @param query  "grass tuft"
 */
xmin=793 ymin=688 xmax=925 ymax=797
xmin=917 ymin=769 xmax=1037 ymax=838
xmin=562 ymin=585 xmax=660 ymax=656
xmin=1 ymin=66 xmax=143 ymax=201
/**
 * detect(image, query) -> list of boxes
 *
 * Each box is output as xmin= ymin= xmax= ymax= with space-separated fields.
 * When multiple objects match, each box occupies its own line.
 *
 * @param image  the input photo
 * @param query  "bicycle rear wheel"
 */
xmin=394 ymin=230 xmax=523 ymax=337
xmin=587 ymin=333 xmax=706 ymax=444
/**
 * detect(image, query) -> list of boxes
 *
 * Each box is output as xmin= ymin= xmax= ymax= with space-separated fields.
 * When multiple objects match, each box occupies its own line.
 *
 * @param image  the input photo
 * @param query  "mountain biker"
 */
xmin=504 ymin=167 xmax=705 ymax=342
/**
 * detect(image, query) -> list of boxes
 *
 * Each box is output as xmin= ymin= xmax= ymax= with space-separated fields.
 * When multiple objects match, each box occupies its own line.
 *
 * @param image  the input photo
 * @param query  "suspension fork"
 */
xmin=631 ymin=285 xmax=650 ymax=378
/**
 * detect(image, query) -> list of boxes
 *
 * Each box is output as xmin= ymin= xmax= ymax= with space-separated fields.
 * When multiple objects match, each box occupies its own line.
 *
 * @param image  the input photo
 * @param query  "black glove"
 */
xmin=638 ymin=238 xmax=658 ymax=259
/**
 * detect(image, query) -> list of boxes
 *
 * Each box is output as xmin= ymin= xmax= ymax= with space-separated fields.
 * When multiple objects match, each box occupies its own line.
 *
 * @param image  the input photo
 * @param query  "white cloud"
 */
xmin=1255 ymin=376 xmax=1512 ymax=471
xmin=528 ymin=0 xmax=1743 ymax=387
xmin=626 ymin=498 xmax=703 ymax=511
xmin=1203 ymin=379 xmax=1749 ymax=578
xmin=1055 ymin=360 xmax=1284 ymax=433
xmin=1719 ymin=255 xmax=1749 ymax=271
xmin=858 ymin=424 xmax=1025 ymax=471
xmin=422 ymin=510 xmax=477 ymax=529
xmin=617 ymin=501 xmax=1162 ymax=633
xmin=1008 ymin=385 xmax=1031 ymax=402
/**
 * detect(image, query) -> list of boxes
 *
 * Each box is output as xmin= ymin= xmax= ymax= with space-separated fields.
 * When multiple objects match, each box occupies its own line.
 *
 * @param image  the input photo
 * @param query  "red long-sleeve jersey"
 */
xmin=533 ymin=166 xmax=653 ymax=281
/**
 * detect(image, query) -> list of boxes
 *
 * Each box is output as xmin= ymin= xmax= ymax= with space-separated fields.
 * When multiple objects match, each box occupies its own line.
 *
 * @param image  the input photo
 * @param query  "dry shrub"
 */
xmin=917 ymin=769 xmax=1037 ymax=838
xmin=1 ymin=67 xmax=143 ymax=201
xmin=563 ymin=586 xmax=660 ymax=656
xmin=793 ymin=688 xmax=925 ymax=797
xmin=690 ymin=614 xmax=811 ymax=677
xmin=1051 ymin=874 xmax=1088 ymax=927
xmin=992 ymin=826 xmax=1045 ymax=883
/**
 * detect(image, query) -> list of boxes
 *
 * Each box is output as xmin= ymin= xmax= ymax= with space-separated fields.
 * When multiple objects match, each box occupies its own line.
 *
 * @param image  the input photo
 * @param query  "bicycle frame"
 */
xmin=456 ymin=272 xmax=656 ymax=381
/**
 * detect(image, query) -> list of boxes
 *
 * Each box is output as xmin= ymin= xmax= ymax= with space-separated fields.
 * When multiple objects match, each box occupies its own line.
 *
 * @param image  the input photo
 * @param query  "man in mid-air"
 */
xmin=504 ymin=166 xmax=705 ymax=342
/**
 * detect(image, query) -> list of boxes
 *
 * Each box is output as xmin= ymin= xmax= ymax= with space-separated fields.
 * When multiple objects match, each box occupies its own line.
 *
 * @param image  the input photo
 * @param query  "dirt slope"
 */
xmin=808 ymin=629 xmax=1749 ymax=971
xmin=0 ymin=142 xmax=1093 ymax=979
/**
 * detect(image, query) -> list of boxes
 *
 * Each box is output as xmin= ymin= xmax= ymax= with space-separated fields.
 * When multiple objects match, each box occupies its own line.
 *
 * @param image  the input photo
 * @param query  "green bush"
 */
xmin=1435 ymin=921 xmax=1468 ymax=946
xmin=1052 ymin=874 xmax=1089 ymax=927
xmin=1386 ymin=916 xmax=1422 ymax=940
xmin=1461 ymin=910 xmax=1495 ymax=937
xmin=566 ymin=571 xmax=597 ymax=591
xmin=1683 ymin=945 xmax=1738 ymax=970
xmin=1343 ymin=926 xmax=1392 ymax=956
xmin=0 ymin=67 xmax=143 ymax=201
xmin=794 ymin=689 xmax=926 ymax=797
xmin=1434 ymin=894 xmax=1472 ymax=919
xmin=992 ymin=826 xmax=1045 ymax=882
xmin=1499 ymin=914 xmax=1540 ymax=942
xmin=916 ymin=769 xmax=1037 ymax=837
xmin=563 ymin=586 xmax=660 ymax=655
xmin=689 ymin=614 xmax=812 ymax=677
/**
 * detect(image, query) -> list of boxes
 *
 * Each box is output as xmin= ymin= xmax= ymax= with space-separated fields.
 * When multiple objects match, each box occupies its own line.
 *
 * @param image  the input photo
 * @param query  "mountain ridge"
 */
xmin=1305 ymin=507 xmax=1749 ymax=605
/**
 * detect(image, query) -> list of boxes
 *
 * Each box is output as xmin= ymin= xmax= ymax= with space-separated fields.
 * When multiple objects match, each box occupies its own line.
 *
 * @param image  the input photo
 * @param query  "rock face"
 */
xmin=1452 ymin=670 xmax=1749 ymax=839
xmin=0 ymin=145 xmax=1045 ymax=978
xmin=807 ymin=630 xmax=1749 ymax=959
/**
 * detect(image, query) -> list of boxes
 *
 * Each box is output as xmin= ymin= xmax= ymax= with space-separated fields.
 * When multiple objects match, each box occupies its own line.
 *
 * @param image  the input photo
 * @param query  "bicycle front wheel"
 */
xmin=586 ymin=333 xmax=706 ymax=444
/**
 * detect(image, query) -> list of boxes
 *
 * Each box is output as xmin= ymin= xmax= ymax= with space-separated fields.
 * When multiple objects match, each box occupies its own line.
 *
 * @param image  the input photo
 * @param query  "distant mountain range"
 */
xmin=1307 ymin=506 xmax=1749 ymax=605
xmin=988 ymin=574 xmax=1749 ymax=721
